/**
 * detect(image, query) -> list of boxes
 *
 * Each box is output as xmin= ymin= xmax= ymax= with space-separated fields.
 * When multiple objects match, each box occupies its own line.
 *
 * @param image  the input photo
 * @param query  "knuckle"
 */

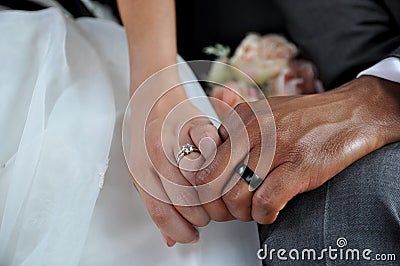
xmin=148 ymin=203 xmax=171 ymax=227
xmin=224 ymin=191 xmax=252 ymax=221
xmin=248 ymin=124 xmax=261 ymax=145
xmin=292 ymin=149 xmax=305 ymax=164
xmin=175 ymin=206 xmax=211 ymax=227
xmin=254 ymin=217 xmax=265 ymax=224
xmin=151 ymin=211 xmax=169 ymax=227
xmin=199 ymin=127 xmax=218 ymax=142
xmin=195 ymin=217 xmax=211 ymax=227
xmin=195 ymin=165 xmax=214 ymax=186
xmin=228 ymin=206 xmax=252 ymax=222
xmin=224 ymin=189 xmax=246 ymax=211
xmin=230 ymin=211 xmax=252 ymax=222
xmin=252 ymin=193 xmax=279 ymax=215
xmin=281 ymin=149 xmax=305 ymax=169
xmin=212 ymin=212 xmax=232 ymax=222
xmin=233 ymin=102 xmax=249 ymax=114
xmin=239 ymin=214 xmax=252 ymax=222
xmin=202 ymin=124 xmax=218 ymax=135
xmin=255 ymin=214 xmax=277 ymax=225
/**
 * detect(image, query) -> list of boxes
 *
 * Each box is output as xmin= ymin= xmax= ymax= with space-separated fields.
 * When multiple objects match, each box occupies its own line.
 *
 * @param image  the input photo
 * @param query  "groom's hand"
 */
xmin=195 ymin=76 xmax=400 ymax=224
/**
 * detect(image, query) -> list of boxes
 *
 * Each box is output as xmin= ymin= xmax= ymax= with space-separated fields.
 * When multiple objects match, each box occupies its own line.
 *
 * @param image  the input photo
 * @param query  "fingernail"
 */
xmin=166 ymin=238 xmax=176 ymax=247
xmin=161 ymin=232 xmax=176 ymax=247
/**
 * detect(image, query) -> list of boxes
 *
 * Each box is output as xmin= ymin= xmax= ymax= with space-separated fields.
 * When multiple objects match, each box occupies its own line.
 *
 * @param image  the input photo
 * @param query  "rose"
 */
xmin=206 ymin=34 xmax=324 ymax=115
xmin=268 ymin=60 xmax=324 ymax=96
xmin=230 ymin=33 xmax=297 ymax=85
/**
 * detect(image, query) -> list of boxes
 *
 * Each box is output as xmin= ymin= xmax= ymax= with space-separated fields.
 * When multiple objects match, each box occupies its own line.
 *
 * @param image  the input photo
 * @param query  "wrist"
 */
xmin=346 ymin=76 xmax=400 ymax=146
xmin=130 ymin=58 xmax=178 ymax=94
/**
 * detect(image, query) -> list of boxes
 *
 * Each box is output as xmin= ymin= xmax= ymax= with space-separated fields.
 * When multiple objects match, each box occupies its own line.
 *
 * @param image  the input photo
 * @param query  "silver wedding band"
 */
xmin=235 ymin=162 xmax=264 ymax=191
xmin=176 ymin=143 xmax=200 ymax=164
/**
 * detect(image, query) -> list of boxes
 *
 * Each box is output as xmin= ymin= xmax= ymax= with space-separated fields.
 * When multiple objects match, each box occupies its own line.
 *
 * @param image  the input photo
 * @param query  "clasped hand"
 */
xmin=130 ymin=76 xmax=400 ymax=246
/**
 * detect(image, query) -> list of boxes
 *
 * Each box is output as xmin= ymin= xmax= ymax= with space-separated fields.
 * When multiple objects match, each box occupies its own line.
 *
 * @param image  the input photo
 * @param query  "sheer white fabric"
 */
xmin=0 ymin=8 xmax=261 ymax=266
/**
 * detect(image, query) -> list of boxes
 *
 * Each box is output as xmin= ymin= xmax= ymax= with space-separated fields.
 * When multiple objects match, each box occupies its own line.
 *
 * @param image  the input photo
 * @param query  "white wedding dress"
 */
xmin=0 ymin=8 xmax=261 ymax=266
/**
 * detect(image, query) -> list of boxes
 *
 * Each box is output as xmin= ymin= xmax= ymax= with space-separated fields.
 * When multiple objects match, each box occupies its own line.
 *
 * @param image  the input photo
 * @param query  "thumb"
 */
xmin=251 ymin=164 xmax=304 ymax=224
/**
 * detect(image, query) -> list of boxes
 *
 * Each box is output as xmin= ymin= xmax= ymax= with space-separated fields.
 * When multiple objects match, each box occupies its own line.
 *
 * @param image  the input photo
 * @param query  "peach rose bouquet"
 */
xmin=204 ymin=33 xmax=323 ymax=113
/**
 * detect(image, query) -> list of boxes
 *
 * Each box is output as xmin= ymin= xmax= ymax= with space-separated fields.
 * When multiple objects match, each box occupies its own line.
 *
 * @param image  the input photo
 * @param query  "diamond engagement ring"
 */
xmin=176 ymin=143 xmax=200 ymax=164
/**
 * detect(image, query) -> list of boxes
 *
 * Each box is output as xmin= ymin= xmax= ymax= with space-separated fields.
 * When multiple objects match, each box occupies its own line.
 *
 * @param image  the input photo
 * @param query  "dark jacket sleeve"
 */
xmin=274 ymin=0 xmax=400 ymax=90
xmin=391 ymin=47 xmax=400 ymax=58
xmin=384 ymin=0 xmax=400 ymax=59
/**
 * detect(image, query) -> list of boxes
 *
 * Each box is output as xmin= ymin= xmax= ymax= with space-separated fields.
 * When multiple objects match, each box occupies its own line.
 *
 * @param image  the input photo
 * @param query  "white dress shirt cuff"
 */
xmin=357 ymin=57 xmax=400 ymax=83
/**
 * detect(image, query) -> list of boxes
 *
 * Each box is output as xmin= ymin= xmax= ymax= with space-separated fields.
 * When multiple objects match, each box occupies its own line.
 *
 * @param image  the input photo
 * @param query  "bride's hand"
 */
xmin=117 ymin=0 xmax=222 ymax=247
xmin=127 ymin=86 xmax=221 ymax=246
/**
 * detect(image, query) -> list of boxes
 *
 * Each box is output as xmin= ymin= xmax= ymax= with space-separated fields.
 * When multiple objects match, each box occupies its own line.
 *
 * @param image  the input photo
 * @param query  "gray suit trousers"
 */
xmin=259 ymin=142 xmax=400 ymax=265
